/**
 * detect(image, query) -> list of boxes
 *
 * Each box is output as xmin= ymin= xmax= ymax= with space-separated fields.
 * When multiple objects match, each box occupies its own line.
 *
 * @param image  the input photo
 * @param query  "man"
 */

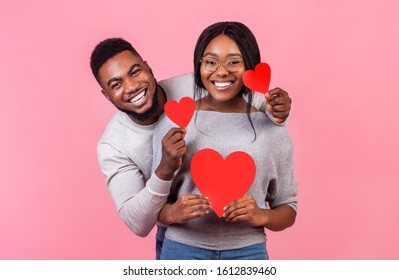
xmin=90 ymin=38 xmax=292 ymax=259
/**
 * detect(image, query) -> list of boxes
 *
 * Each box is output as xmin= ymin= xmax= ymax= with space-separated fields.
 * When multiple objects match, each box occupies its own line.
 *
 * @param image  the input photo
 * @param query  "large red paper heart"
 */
xmin=164 ymin=96 xmax=195 ymax=128
xmin=242 ymin=62 xmax=271 ymax=93
xmin=190 ymin=149 xmax=256 ymax=218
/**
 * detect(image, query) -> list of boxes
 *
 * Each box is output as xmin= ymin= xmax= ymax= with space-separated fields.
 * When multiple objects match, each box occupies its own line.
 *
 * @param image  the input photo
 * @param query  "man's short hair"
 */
xmin=90 ymin=38 xmax=141 ymax=84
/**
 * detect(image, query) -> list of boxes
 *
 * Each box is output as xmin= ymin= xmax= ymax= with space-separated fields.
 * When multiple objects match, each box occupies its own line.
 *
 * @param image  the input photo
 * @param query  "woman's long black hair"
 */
xmin=193 ymin=21 xmax=261 ymax=140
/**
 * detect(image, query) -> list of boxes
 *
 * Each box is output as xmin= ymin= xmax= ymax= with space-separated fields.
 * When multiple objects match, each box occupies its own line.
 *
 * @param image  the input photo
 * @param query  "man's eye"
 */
xmin=131 ymin=69 xmax=141 ymax=76
xmin=111 ymin=82 xmax=121 ymax=89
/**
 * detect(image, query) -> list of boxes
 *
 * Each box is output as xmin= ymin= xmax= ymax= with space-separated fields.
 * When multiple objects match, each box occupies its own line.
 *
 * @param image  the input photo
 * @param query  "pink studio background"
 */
xmin=1 ymin=0 xmax=398 ymax=259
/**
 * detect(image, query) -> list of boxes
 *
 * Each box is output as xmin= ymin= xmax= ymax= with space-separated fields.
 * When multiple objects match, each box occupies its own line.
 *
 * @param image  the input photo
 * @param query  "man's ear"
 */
xmin=101 ymin=89 xmax=111 ymax=101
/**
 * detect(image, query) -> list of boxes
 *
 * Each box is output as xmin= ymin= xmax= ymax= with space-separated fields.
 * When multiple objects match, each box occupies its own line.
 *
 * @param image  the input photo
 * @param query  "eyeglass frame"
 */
xmin=200 ymin=56 xmax=245 ymax=73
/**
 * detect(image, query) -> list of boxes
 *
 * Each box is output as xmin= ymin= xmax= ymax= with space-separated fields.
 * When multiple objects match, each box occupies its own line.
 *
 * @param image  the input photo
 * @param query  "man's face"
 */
xmin=98 ymin=50 xmax=159 ymax=122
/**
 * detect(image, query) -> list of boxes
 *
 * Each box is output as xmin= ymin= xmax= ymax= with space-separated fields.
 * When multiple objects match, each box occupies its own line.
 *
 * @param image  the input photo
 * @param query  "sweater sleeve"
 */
xmin=266 ymin=131 xmax=298 ymax=212
xmin=97 ymin=142 xmax=172 ymax=237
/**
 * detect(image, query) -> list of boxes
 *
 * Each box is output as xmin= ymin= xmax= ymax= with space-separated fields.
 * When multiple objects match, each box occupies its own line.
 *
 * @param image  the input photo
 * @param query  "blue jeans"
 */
xmin=155 ymin=226 xmax=167 ymax=260
xmin=160 ymin=238 xmax=268 ymax=260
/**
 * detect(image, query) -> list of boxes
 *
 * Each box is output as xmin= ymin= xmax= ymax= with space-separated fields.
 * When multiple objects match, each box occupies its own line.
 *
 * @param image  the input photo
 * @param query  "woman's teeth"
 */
xmin=214 ymin=81 xmax=232 ymax=87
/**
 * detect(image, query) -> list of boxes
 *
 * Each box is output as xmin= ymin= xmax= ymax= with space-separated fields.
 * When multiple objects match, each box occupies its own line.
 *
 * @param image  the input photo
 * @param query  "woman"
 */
xmin=152 ymin=21 xmax=297 ymax=260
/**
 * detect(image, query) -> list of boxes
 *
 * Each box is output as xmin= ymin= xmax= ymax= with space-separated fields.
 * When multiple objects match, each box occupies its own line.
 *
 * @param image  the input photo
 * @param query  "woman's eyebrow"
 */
xmin=202 ymin=52 xmax=242 ymax=57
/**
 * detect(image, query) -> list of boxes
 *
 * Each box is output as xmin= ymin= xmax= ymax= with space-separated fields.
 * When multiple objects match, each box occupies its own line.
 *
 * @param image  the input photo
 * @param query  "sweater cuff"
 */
xmin=266 ymin=110 xmax=290 ymax=126
xmin=146 ymin=172 xmax=173 ymax=196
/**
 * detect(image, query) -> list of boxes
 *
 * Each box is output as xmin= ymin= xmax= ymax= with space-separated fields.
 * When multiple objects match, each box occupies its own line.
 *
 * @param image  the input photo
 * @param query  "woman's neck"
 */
xmin=196 ymin=94 xmax=248 ymax=113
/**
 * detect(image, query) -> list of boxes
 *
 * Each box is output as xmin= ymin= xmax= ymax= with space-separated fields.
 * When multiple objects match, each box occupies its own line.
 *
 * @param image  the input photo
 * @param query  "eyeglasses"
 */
xmin=200 ymin=56 xmax=244 ymax=73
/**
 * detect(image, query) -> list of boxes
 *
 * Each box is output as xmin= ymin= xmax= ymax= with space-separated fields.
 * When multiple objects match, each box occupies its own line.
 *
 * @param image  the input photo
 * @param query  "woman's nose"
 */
xmin=214 ymin=62 xmax=229 ymax=76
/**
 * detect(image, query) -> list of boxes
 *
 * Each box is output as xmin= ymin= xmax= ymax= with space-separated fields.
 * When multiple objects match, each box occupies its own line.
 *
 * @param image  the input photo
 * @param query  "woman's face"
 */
xmin=200 ymin=34 xmax=245 ymax=103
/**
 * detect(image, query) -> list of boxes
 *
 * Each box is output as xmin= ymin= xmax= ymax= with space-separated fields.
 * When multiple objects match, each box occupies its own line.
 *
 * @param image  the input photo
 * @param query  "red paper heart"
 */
xmin=164 ymin=96 xmax=195 ymax=128
xmin=190 ymin=149 xmax=256 ymax=217
xmin=242 ymin=62 xmax=271 ymax=93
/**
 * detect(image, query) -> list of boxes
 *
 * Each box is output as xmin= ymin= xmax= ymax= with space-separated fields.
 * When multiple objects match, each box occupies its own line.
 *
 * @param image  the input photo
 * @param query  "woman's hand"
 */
xmin=223 ymin=194 xmax=297 ymax=231
xmin=223 ymin=194 xmax=266 ymax=227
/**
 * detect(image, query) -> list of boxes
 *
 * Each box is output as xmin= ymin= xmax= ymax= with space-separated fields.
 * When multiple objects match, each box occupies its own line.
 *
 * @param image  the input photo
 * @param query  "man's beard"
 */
xmin=120 ymin=88 xmax=161 ymax=122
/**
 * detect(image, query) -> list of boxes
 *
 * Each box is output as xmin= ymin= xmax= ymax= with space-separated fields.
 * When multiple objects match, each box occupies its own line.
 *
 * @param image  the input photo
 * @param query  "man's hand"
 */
xmin=158 ymin=194 xmax=211 ymax=225
xmin=265 ymin=87 xmax=292 ymax=124
xmin=155 ymin=127 xmax=187 ymax=181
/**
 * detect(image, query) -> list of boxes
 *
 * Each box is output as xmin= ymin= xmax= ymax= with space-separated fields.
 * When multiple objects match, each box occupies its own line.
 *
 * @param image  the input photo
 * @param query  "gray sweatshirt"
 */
xmin=97 ymin=73 xmax=270 ymax=237
xmin=152 ymin=110 xmax=297 ymax=250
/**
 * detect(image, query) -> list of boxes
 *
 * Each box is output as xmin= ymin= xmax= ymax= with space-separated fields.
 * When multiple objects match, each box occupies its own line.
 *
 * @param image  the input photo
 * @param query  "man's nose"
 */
xmin=124 ymin=77 xmax=139 ymax=93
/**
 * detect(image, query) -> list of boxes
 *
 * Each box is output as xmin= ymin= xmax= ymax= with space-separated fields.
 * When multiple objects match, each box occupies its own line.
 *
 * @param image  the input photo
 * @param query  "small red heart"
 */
xmin=190 ymin=149 xmax=256 ymax=218
xmin=242 ymin=62 xmax=271 ymax=93
xmin=164 ymin=96 xmax=195 ymax=128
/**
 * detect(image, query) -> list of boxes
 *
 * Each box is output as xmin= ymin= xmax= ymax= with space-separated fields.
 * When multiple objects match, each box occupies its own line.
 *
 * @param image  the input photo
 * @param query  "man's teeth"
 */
xmin=214 ymin=81 xmax=232 ymax=87
xmin=130 ymin=90 xmax=146 ymax=103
